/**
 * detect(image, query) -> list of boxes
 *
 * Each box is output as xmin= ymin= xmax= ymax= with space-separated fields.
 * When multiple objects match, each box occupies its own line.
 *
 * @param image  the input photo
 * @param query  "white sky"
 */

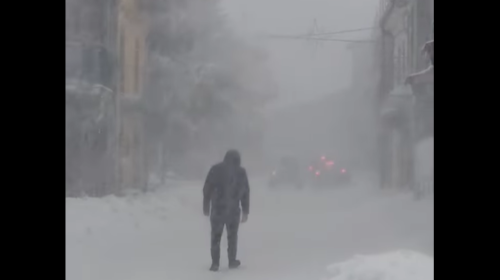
xmin=220 ymin=0 xmax=379 ymax=108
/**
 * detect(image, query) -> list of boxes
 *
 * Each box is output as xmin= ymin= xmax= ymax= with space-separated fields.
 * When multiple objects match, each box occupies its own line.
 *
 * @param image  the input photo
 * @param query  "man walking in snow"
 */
xmin=203 ymin=149 xmax=250 ymax=271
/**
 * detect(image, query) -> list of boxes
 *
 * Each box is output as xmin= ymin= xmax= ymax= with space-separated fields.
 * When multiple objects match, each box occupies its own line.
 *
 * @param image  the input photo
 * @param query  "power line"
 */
xmin=266 ymin=26 xmax=375 ymax=39
xmin=309 ymin=37 xmax=374 ymax=43
xmin=264 ymin=34 xmax=374 ymax=43
xmin=307 ymin=27 xmax=376 ymax=37
xmin=262 ymin=26 xmax=377 ymax=44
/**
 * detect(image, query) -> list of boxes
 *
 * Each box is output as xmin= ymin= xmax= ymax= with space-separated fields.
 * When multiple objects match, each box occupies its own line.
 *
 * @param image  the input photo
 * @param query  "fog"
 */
xmin=222 ymin=0 xmax=378 ymax=107
xmin=66 ymin=0 xmax=434 ymax=279
xmin=219 ymin=0 xmax=381 ymax=175
xmin=65 ymin=0 xmax=383 ymax=189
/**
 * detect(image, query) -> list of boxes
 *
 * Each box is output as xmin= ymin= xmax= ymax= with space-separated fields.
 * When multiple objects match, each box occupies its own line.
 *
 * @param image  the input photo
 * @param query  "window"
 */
xmin=74 ymin=7 xmax=81 ymax=36
xmin=134 ymin=39 xmax=140 ymax=95
xmin=430 ymin=0 xmax=434 ymax=32
xmin=98 ymin=47 xmax=108 ymax=86
xmin=119 ymin=32 xmax=125 ymax=93
xmin=122 ymin=122 xmax=132 ymax=158
xmin=82 ymin=46 xmax=93 ymax=83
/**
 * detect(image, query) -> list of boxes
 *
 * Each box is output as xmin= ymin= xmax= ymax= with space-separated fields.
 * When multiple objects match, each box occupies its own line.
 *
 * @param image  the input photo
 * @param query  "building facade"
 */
xmin=115 ymin=0 xmax=149 ymax=192
xmin=66 ymin=0 xmax=119 ymax=196
xmin=65 ymin=0 xmax=148 ymax=196
xmin=376 ymin=0 xmax=434 ymax=189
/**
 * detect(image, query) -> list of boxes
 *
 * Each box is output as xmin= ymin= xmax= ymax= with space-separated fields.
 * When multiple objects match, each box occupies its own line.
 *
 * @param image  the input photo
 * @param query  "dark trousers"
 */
xmin=210 ymin=214 xmax=240 ymax=264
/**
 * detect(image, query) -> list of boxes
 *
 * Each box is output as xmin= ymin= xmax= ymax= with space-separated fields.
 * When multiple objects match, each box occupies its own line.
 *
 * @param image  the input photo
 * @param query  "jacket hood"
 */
xmin=223 ymin=149 xmax=241 ymax=167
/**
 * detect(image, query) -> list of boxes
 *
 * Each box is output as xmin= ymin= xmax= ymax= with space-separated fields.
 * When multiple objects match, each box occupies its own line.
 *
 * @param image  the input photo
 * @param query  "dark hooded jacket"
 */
xmin=203 ymin=150 xmax=250 ymax=219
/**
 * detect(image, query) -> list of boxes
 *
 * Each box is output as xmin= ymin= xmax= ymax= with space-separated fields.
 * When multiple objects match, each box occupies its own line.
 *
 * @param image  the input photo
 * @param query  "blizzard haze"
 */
xmin=219 ymin=0 xmax=381 ymax=172
xmin=221 ymin=0 xmax=379 ymax=107
xmin=66 ymin=0 xmax=434 ymax=279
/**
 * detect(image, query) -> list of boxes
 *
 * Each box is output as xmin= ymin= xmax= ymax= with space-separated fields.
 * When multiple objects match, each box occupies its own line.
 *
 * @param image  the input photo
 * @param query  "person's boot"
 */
xmin=209 ymin=262 xmax=219 ymax=272
xmin=210 ymin=238 xmax=221 ymax=272
xmin=228 ymin=259 xmax=241 ymax=269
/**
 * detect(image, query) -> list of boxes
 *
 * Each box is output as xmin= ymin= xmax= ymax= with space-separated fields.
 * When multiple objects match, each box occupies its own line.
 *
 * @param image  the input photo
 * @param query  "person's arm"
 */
xmin=203 ymin=166 xmax=216 ymax=216
xmin=240 ymin=168 xmax=250 ymax=217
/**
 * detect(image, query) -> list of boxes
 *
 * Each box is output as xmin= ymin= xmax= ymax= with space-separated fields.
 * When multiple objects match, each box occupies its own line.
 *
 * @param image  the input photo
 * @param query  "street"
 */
xmin=66 ymin=180 xmax=433 ymax=280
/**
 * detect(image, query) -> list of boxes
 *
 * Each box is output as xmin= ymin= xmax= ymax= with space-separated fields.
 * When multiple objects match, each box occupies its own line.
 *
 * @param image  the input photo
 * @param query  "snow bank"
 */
xmin=65 ymin=186 xmax=200 ymax=239
xmin=325 ymin=250 xmax=433 ymax=280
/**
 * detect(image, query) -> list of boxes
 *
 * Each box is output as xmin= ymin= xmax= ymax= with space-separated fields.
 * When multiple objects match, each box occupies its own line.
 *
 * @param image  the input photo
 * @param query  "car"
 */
xmin=268 ymin=156 xmax=304 ymax=189
xmin=307 ymin=155 xmax=351 ymax=187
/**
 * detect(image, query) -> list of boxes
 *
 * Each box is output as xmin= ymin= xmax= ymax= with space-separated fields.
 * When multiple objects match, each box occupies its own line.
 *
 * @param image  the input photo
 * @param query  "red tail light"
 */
xmin=308 ymin=166 xmax=313 ymax=171
xmin=321 ymin=156 xmax=326 ymax=160
xmin=341 ymin=169 xmax=346 ymax=173
xmin=315 ymin=171 xmax=320 ymax=176
xmin=326 ymin=161 xmax=334 ymax=166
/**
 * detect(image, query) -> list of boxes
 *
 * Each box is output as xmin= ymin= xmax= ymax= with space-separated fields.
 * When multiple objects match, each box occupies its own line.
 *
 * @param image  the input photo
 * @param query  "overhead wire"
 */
xmin=265 ymin=34 xmax=374 ymax=43
xmin=263 ymin=26 xmax=377 ymax=43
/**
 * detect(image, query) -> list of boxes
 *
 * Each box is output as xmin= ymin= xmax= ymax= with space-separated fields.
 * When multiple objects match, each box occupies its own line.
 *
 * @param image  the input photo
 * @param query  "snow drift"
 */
xmin=66 ymin=182 xmax=433 ymax=280
xmin=325 ymin=250 xmax=433 ymax=280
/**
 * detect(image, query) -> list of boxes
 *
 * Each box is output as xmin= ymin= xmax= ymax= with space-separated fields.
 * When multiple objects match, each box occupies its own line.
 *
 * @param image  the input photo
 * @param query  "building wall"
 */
xmin=376 ymin=0 xmax=433 ymax=189
xmin=66 ymin=0 xmax=119 ymax=196
xmin=65 ymin=0 xmax=148 ymax=194
xmin=117 ymin=0 xmax=147 ymax=98
xmin=66 ymin=0 xmax=117 ymax=88
xmin=394 ymin=30 xmax=409 ymax=87
xmin=385 ymin=2 xmax=409 ymax=188
xmin=414 ymin=0 xmax=434 ymax=71
xmin=379 ymin=0 xmax=433 ymax=87
xmin=116 ymin=0 xmax=148 ymax=191
xmin=411 ymin=0 xmax=434 ymax=142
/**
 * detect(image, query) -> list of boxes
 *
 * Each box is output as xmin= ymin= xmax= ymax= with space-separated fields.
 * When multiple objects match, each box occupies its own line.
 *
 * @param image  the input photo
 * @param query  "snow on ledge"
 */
xmin=325 ymin=250 xmax=433 ymax=280
xmin=407 ymin=65 xmax=434 ymax=85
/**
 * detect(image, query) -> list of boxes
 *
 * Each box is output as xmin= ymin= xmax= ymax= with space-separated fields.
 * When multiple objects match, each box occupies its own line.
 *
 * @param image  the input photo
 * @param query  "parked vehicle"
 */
xmin=307 ymin=155 xmax=351 ymax=187
xmin=268 ymin=156 xmax=304 ymax=189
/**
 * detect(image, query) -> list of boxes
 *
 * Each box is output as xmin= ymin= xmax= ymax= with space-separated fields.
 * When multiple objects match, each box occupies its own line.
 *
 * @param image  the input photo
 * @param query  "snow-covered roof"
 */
xmin=66 ymin=79 xmax=113 ymax=97
xmin=407 ymin=65 xmax=433 ymax=85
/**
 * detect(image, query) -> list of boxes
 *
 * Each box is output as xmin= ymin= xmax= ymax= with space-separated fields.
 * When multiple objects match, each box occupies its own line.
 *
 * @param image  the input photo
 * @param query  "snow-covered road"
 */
xmin=66 ymin=181 xmax=433 ymax=280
